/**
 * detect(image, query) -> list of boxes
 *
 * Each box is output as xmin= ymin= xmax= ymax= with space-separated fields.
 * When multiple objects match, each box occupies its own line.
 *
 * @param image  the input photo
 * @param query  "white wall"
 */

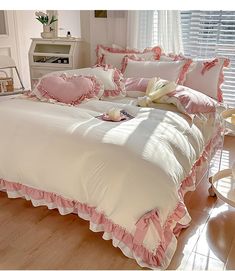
xmin=15 ymin=11 xmax=42 ymax=89
xmin=80 ymin=11 xmax=128 ymax=65
xmin=80 ymin=11 xmax=91 ymax=67
xmin=58 ymin=10 xmax=81 ymax=38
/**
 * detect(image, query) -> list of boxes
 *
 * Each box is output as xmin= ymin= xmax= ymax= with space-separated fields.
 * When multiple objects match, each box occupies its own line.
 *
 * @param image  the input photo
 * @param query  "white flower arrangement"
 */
xmin=35 ymin=11 xmax=58 ymax=25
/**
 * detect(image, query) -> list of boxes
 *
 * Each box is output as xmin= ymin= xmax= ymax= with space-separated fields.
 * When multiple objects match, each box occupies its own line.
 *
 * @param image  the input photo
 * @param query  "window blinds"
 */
xmin=181 ymin=10 xmax=235 ymax=107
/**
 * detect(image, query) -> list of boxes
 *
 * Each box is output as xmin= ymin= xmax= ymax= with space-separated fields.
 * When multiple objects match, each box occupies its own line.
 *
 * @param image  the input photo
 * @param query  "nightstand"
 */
xmin=29 ymin=38 xmax=86 ymax=89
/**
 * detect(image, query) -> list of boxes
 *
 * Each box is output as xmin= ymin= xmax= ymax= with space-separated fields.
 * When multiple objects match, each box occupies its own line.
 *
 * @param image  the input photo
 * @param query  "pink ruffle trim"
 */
xmin=96 ymin=44 xmax=162 ymax=66
xmin=217 ymin=58 xmax=230 ymax=102
xmin=161 ymin=52 xmax=187 ymax=61
xmin=0 ymin=127 xmax=222 ymax=269
xmin=177 ymin=59 xmax=193 ymax=85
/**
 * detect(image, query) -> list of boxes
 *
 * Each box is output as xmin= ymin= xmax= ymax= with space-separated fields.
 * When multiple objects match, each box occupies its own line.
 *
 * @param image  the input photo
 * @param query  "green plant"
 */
xmin=35 ymin=11 xmax=58 ymax=25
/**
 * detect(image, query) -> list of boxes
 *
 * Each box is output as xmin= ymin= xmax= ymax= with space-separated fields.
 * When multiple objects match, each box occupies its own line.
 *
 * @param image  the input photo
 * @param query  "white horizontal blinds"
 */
xmin=181 ymin=11 xmax=235 ymax=107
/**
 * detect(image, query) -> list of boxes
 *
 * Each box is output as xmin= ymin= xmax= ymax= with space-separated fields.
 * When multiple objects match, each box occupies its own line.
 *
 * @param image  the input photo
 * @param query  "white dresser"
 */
xmin=29 ymin=38 xmax=86 ymax=88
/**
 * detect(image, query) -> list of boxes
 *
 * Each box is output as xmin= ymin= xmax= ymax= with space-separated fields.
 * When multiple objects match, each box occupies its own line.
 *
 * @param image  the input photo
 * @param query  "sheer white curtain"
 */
xmin=126 ymin=11 xmax=140 ymax=49
xmin=127 ymin=10 xmax=184 ymax=53
xmin=157 ymin=11 xmax=183 ymax=53
xmin=100 ymin=10 xmax=184 ymax=53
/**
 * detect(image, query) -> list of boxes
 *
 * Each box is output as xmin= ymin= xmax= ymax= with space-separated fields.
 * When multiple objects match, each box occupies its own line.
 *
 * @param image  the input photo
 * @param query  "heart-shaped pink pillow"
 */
xmin=35 ymin=74 xmax=103 ymax=105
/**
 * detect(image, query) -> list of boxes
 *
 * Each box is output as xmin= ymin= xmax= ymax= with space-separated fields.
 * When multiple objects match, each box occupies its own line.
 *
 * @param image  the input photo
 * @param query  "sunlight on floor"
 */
xmin=169 ymin=136 xmax=235 ymax=270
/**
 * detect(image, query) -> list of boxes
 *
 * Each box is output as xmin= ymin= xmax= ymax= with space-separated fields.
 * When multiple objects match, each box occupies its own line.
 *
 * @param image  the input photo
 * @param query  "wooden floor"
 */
xmin=0 ymin=136 xmax=235 ymax=270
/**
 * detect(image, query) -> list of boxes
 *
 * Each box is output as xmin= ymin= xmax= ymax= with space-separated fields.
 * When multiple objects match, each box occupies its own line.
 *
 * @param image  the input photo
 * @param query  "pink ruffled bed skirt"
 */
xmin=0 ymin=127 xmax=222 ymax=269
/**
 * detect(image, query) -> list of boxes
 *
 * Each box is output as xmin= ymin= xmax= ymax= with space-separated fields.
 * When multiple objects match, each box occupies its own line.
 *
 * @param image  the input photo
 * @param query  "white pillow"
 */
xmin=40 ymin=66 xmax=126 ymax=99
xmin=159 ymin=53 xmax=230 ymax=101
xmin=96 ymin=44 xmax=162 ymax=70
xmin=122 ymin=58 xmax=192 ymax=84
xmin=183 ymin=58 xmax=230 ymax=101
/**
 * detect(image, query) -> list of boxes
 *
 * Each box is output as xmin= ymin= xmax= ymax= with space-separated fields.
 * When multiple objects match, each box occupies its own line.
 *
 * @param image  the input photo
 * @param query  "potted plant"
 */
xmin=35 ymin=11 xmax=58 ymax=38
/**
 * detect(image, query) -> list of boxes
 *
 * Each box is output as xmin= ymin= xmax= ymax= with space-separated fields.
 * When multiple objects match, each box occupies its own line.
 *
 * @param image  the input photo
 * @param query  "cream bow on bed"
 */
xmin=137 ymin=77 xmax=177 ymax=107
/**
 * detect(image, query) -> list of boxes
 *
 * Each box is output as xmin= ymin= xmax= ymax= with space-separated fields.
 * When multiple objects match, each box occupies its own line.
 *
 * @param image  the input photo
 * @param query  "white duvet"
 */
xmin=0 ymin=97 xmax=221 ymax=269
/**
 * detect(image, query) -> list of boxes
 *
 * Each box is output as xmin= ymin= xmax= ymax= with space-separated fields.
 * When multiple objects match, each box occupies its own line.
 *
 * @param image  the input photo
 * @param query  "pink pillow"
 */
xmin=124 ymin=78 xmax=150 ymax=97
xmin=122 ymin=57 xmax=192 ymax=85
xmin=96 ymin=44 xmax=162 ymax=70
xmin=34 ymin=74 xmax=104 ymax=105
xmin=160 ymin=85 xmax=217 ymax=115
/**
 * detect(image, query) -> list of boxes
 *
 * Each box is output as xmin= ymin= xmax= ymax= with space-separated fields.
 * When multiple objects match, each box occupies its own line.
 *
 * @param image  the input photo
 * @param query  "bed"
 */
xmin=0 ymin=93 xmax=223 ymax=269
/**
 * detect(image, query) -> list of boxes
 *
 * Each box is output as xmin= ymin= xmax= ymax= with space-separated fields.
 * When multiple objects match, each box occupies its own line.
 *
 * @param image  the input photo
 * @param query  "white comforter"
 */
xmin=0 ymin=97 xmax=220 ymax=268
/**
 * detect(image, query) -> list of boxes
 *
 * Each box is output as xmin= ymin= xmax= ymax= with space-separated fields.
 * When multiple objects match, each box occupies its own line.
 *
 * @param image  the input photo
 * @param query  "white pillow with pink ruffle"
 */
xmin=38 ymin=66 xmax=126 ymax=99
xmin=122 ymin=57 xmax=192 ymax=85
xmin=183 ymin=58 xmax=230 ymax=102
xmin=159 ymin=53 xmax=230 ymax=102
xmin=96 ymin=44 xmax=162 ymax=71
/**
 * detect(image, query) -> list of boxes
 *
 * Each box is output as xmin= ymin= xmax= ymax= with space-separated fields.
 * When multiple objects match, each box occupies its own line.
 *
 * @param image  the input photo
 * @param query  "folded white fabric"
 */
xmin=137 ymin=77 xmax=176 ymax=107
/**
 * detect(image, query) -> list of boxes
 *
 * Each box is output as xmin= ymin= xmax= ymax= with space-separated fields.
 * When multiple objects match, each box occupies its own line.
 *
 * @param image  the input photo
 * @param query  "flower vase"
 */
xmin=41 ymin=25 xmax=53 ymax=39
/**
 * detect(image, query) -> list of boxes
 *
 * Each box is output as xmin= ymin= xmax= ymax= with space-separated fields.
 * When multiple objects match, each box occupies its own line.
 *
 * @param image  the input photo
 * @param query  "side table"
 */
xmin=208 ymin=108 xmax=235 ymax=200
xmin=211 ymin=169 xmax=235 ymax=207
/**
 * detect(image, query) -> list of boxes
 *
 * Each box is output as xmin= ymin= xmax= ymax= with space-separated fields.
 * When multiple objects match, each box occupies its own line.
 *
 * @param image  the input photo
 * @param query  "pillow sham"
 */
xmin=33 ymin=74 xmax=104 ymax=105
xmin=122 ymin=57 xmax=192 ymax=84
xmin=159 ymin=85 xmax=217 ymax=115
xmin=159 ymin=53 xmax=230 ymax=101
xmin=40 ymin=66 xmax=126 ymax=99
xmin=183 ymin=58 xmax=230 ymax=102
xmin=124 ymin=77 xmax=150 ymax=97
xmin=96 ymin=44 xmax=162 ymax=70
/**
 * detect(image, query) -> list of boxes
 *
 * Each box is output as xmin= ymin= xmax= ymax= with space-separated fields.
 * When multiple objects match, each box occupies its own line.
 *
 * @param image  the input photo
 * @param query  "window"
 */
xmin=137 ymin=10 xmax=235 ymax=107
xmin=181 ymin=11 xmax=235 ymax=107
